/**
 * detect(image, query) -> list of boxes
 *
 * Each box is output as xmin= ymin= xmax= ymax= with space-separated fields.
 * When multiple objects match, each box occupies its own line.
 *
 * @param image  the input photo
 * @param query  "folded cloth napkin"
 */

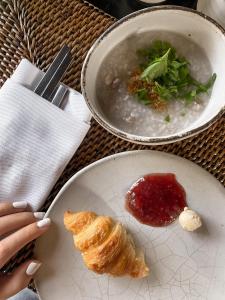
xmin=0 ymin=59 xmax=91 ymax=211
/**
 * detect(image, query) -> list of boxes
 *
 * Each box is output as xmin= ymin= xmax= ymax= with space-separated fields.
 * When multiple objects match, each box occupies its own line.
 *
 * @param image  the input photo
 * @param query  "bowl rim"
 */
xmin=81 ymin=5 xmax=225 ymax=145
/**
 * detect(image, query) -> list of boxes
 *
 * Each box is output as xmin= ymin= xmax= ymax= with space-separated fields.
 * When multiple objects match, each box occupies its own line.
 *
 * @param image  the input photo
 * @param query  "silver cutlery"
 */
xmin=51 ymin=84 xmax=68 ymax=108
xmin=34 ymin=45 xmax=72 ymax=107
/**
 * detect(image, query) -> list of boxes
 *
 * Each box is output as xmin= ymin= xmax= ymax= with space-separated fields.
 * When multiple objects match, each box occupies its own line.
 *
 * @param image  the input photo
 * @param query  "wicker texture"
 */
xmin=0 ymin=0 xmax=224 ymax=272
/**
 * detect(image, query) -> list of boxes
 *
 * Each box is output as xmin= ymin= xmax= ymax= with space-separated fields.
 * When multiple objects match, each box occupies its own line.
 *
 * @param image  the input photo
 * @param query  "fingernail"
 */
xmin=37 ymin=218 xmax=51 ymax=228
xmin=34 ymin=212 xmax=45 ymax=220
xmin=12 ymin=201 xmax=27 ymax=209
xmin=26 ymin=262 xmax=42 ymax=276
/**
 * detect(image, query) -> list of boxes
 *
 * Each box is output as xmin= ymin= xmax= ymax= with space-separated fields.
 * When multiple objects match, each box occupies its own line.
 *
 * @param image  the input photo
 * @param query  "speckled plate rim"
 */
xmin=35 ymin=149 xmax=225 ymax=299
xmin=81 ymin=5 xmax=225 ymax=145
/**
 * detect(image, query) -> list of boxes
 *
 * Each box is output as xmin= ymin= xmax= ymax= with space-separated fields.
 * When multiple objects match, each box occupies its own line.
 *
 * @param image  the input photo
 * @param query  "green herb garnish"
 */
xmin=129 ymin=40 xmax=216 ymax=109
xmin=140 ymin=48 xmax=171 ymax=81
xmin=136 ymin=88 xmax=151 ymax=105
xmin=164 ymin=115 xmax=171 ymax=123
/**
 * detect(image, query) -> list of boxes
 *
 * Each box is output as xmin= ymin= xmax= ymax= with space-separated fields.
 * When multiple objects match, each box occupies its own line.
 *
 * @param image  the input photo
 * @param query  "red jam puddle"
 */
xmin=126 ymin=173 xmax=187 ymax=227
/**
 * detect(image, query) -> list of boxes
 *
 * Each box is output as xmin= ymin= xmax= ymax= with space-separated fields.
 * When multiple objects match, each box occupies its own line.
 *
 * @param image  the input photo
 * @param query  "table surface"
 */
xmin=87 ymin=0 xmax=197 ymax=18
xmin=0 ymin=0 xmax=224 ymax=272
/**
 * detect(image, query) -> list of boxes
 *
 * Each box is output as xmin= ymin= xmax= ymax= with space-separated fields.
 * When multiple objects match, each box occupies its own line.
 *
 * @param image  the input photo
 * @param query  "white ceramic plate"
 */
xmin=35 ymin=150 xmax=225 ymax=300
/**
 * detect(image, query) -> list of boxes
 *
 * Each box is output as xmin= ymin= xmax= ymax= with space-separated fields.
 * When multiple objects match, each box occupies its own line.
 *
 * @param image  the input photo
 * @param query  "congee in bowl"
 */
xmin=82 ymin=7 xmax=225 ymax=144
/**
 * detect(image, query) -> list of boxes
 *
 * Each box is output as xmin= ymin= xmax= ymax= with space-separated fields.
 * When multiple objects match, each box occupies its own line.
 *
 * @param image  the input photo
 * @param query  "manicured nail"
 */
xmin=12 ymin=201 xmax=27 ymax=209
xmin=34 ymin=212 xmax=45 ymax=220
xmin=26 ymin=262 xmax=42 ymax=276
xmin=37 ymin=218 xmax=51 ymax=228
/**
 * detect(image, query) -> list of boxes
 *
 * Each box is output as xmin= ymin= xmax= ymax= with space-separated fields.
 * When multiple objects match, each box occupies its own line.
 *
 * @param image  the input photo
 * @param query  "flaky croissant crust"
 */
xmin=64 ymin=211 xmax=149 ymax=278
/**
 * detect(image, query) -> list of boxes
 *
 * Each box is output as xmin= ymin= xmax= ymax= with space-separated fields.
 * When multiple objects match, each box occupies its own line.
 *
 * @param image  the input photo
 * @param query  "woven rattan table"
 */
xmin=0 ymin=0 xmax=224 ymax=275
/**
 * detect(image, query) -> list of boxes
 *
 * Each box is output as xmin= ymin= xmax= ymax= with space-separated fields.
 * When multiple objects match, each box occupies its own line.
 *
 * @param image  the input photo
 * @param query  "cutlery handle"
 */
xmin=34 ymin=45 xmax=72 ymax=101
xmin=51 ymin=85 xmax=68 ymax=108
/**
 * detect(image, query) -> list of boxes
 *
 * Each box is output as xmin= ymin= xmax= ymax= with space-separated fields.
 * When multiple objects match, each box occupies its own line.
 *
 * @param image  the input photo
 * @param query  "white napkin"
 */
xmin=0 ymin=59 xmax=91 ymax=211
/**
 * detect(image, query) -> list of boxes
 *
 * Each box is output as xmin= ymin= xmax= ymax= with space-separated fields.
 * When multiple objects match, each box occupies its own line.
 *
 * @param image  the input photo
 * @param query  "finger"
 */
xmin=0 ymin=211 xmax=45 ymax=236
xmin=0 ymin=201 xmax=29 ymax=217
xmin=0 ymin=218 xmax=51 ymax=268
xmin=0 ymin=260 xmax=41 ymax=300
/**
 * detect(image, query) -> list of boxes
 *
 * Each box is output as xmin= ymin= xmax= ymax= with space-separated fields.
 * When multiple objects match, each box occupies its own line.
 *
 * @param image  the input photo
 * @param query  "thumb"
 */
xmin=0 ymin=260 xmax=41 ymax=300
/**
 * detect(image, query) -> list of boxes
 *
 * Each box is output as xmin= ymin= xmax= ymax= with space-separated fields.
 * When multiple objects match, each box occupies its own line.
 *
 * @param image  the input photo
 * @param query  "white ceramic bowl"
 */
xmin=81 ymin=6 xmax=225 ymax=145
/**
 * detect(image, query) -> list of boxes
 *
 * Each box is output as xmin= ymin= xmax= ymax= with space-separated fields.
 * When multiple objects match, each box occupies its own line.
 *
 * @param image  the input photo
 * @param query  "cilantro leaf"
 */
xmin=192 ymin=73 xmax=217 ymax=93
xmin=164 ymin=115 xmax=171 ymax=122
xmin=138 ymin=40 xmax=176 ymax=63
xmin=136 ymin=88 xmax=151 ymax=105
xmin=154 ymin=82 xmax=173 ymax=100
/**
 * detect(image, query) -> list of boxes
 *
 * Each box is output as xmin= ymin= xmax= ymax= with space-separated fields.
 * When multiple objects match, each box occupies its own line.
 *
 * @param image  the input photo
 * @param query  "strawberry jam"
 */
xmin=126 ymin=173 xmax=187 ymax=227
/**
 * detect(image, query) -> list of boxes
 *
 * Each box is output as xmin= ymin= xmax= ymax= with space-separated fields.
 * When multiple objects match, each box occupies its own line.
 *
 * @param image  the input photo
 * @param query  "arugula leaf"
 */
xmin=141 ymin=48 xmax=171 ymax=81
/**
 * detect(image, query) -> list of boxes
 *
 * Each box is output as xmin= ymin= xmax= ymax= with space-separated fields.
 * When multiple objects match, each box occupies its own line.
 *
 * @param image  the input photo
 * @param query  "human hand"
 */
xmin=0 ymin=202 xmax=51 ymax=300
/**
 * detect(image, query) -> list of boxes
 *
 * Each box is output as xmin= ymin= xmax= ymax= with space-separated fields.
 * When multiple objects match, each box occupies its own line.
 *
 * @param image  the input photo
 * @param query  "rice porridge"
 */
xmin=96 ymin=31 xmax=213 ymax=137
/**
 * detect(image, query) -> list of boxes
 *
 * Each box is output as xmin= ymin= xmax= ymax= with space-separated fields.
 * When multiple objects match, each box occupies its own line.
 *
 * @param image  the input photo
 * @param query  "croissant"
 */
xmin=64 ymin=211 xmax=149 ymax=278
